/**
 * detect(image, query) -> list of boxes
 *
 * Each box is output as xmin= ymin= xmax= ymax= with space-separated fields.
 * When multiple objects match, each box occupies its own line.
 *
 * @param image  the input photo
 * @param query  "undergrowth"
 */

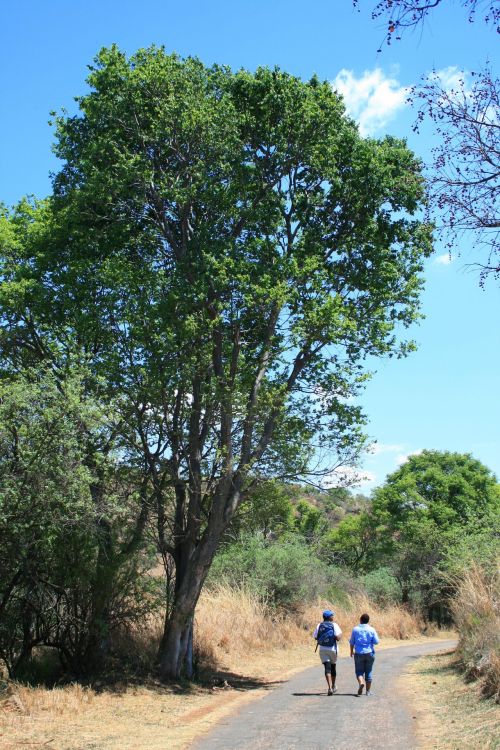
xmin=451 ymin=562 xmax=500 ymax=702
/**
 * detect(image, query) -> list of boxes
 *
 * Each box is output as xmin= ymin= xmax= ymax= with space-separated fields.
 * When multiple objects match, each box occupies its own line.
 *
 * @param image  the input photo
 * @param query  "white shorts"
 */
xmin=319 ymin=647 xmax=338 ymax=664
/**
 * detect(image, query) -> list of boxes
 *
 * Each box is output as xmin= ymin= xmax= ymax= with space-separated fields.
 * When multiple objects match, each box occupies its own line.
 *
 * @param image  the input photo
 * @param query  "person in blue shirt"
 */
xmin=349 ymin=613 xmax=380 ymax=696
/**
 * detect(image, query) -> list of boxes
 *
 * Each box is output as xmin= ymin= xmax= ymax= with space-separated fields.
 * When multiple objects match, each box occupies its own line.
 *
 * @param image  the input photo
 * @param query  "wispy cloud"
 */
xmin=427 ymin=66 xmax=468 ymax=93
xmin=367 ymin=442 xmax=406 ymax=456
xmin=332 ymin=68 xmax=408 ymax=136
xmin=434 ymin=253 xmax=455 ymax=265
xmin=322 ymin=465 xmax=376 ymax=489
xmin=396 ymin=449 xmax=423 ymax=466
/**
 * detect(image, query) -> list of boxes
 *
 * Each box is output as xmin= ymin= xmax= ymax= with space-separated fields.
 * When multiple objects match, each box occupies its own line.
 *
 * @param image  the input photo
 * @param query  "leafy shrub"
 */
xmin=451 ymin=563 xmax=500 ymax=702
xmin=362 ymin=567 xmax=401 ymax=606
xmin=209 ymin=534 xmax=330 ymax=608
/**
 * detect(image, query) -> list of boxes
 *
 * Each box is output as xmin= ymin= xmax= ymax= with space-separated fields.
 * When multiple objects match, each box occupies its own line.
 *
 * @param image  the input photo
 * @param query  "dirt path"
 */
xmin=189 ymin=640 xmax=456 ymax=750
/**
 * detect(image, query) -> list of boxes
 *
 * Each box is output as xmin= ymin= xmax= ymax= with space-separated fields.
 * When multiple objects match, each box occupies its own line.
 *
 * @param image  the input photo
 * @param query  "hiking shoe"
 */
xmin=357 ymin=684 xmax=364 ymax=695
xmin=327 ymin=688 xmax=333 ymax=696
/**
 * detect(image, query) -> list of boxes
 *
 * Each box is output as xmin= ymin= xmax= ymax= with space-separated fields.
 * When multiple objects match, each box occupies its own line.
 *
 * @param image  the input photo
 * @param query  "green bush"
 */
xmin=209 ymin=534 xmax=331 ymax=608
xmin=362 ymin=567 xmax=400 ymax=606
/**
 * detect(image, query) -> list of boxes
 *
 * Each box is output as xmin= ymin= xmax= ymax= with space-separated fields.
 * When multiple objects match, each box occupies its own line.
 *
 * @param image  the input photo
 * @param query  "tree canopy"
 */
xmin=371 ymin=449 xmax=500 ymax=528
xmin=1 ymin=46 xmax=433 ymax=678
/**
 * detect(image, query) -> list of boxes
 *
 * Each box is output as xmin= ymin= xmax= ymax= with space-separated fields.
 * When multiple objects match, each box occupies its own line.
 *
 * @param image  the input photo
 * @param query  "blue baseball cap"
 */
xmin=322 ymin=609 xmax=335 ymax=618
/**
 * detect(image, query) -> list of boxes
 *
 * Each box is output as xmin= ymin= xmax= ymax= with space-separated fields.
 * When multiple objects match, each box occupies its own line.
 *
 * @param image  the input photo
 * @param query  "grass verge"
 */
xmin=400 ymin=648 xmax=500 ymax=750
xmin=1 ymin=637 xmax=452 ymax=750
xmin=0 ymin=585 xmax=438 ymax=750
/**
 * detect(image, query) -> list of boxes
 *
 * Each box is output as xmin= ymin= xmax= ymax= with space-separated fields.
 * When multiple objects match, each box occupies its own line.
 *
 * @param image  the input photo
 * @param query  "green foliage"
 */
xmin=231 ymin=481 xmax=294 ymax=537
xmin=367 ymin=451 xmax=499 ymax=616
xmin=209 ymin=534 xmax=331 ymax=607
xmin=362 ymin=567 xmax=401 ymax=606
xmin=320 ymin=512 xmax=376 ymax=570
xmin=0 ymin=369 xmax=159 ymax=677
xmin=371 ymin=450 xmax=499 ymax=529
xmin=1 ymin=46 xmax=434 ymax=677
xmin=293 ymin=499 xmax=329 ymax=542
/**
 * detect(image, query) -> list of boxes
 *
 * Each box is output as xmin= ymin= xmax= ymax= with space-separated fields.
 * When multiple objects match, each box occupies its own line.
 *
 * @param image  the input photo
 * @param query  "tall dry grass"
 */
xmin=0 ymin=583 xmax=424 ymax=738
xmin=194 ymin=583 xmax=423 ymax=669
xmin=1 ymin=681 xmax=94 ymax=717
xmin=450 ymin=562 xmax=500 ymax=702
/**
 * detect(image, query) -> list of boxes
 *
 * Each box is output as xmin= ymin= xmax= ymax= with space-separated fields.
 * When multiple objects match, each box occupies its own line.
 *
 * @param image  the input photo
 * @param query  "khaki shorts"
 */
xmin=319 ymin=647 xmax=338 ymax=664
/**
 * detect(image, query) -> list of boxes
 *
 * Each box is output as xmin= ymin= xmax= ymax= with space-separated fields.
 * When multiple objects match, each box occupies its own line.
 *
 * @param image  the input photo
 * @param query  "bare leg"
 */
xmin=357 ymin=675 xmax=365 ymax=695
xmin=366 ymin=679 xmax=372 ymax=694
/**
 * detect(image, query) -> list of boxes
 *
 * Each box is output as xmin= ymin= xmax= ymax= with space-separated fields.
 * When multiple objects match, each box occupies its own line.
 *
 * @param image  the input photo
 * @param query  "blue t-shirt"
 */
xmin=349 ymin=624 xmax=379 ymax=655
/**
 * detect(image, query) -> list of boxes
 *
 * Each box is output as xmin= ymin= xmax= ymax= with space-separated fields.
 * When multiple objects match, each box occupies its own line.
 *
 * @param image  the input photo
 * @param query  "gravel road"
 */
xmin=189 ymin=640 xmax=456 ymax=750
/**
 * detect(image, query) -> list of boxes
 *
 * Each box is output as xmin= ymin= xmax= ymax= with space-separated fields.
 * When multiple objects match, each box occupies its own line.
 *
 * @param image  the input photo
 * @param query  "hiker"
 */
xmin=349 ymin=613 xmax=379 ymax=696
xmin=313 ymin=609 xmax=342 ymax=696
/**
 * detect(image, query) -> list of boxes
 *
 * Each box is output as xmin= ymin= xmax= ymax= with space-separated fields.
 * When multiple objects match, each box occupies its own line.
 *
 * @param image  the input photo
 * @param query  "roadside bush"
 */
xmin=208 ymin=534 xmax=330 ymax=607
xmin=451 ymin=563 xmax=500 ymax=702
xmin=362 ymin=567 xmax=401 ymax=606
xmin=325 ymin=566 xmax=366 ymax=608
xmin=0 ymin=371 xmax=160 ymax=679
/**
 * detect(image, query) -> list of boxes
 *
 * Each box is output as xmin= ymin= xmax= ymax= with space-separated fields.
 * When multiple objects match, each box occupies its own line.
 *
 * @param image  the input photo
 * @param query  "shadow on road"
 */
xmin=292 ymin=692 xmax=360 ymax=698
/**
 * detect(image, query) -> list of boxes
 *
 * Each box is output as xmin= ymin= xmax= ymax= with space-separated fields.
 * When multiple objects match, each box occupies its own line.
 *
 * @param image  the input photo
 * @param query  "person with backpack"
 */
xmin=349 ymin=613 xmax=380 ymax=696
xmin=313 ymin=609 xmax=342 ymax=695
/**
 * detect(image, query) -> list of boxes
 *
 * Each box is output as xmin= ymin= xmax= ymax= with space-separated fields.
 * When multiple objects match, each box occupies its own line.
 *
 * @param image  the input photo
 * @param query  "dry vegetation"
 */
xmin=401 ymin=649 xmax=500 ymax=750
xmin=195 ymin=584 xmax=424 ymax=670
xmin=451 ymin=563 xmax=500 ymax=702
xmin=1 ymin=584 xmax=426 ymax=750
xmin=400 ymin=562 xmax=499 ymax=750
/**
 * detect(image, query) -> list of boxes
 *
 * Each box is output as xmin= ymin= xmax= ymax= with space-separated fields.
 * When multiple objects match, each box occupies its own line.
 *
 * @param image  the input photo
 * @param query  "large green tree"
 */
xmin=369 ymin=450 xmax=500 ymax=613
xmin=1 ymin=46 xmax=432 ymax=679
xmin=371 ymin=450 xmax=499 ymax=529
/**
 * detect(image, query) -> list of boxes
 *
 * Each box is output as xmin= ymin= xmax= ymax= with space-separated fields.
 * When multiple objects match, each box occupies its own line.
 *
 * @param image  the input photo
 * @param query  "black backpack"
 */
xmin=316 ymin=621 xmax=337 ymax=649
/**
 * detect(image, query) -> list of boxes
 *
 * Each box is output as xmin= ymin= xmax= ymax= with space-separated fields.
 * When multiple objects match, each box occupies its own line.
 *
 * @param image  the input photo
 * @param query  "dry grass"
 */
xmin=194 ymin=585 xmax=424 ymax=671
xmin=0 ymin=585 xmax=428 ymax=750
xmin=450 ymin=562 xmax=500 ymax=702
xmin=400 ymin=648 xmax=500 ymax=750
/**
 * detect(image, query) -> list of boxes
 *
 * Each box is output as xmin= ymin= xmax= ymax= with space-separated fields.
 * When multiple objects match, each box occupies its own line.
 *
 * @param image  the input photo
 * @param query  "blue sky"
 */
xmin=1 ymin=0 xmax=499 ymax=490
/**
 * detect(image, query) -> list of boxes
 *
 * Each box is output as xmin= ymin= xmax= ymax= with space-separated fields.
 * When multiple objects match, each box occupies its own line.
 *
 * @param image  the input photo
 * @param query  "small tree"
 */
xmin=353 ymin=0 xmax=499 ymax=281
xmin=0 ymin=366 xmax=157 ymax=676
xmin=371 ymin=450 xmax=499 ymax=528
xmin=368 ymin=450 xmax=499 ymax=614
xmin=412 ymin=68 xmax=500 ymax=281
xmin=353 ymin=0 xmax=499 ymax=45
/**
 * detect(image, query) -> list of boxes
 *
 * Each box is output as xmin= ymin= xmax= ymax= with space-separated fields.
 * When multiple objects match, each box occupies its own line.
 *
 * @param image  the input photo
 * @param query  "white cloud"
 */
xmin=435 ymin=253 xmax=455 ymax=265
xmin=396 ymin=449 xmax=423 ymax=466
xmin=332 ymin=68 xmax=409 ymax=136
xmin=367 ymin=442 xmax=406 ymax=456
xmin=427 ymin=66 xmax=468 ymax=93
xmin=322 ymin=465 xmax=377 ymax=489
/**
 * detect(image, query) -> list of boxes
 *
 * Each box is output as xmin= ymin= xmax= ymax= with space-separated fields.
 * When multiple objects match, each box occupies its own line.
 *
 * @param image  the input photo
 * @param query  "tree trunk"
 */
xmin=83 ymin=517 xmax=115 ymax=674
xmin=159 ymin=527 xmax=222 ymax=680
xmin=401 ymin=585 xmax=409 ymax=605
xmin=158 ymin=549 xmax=205 ymax=680
xmin=159 ymin=608 xmax=194 ymax=680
